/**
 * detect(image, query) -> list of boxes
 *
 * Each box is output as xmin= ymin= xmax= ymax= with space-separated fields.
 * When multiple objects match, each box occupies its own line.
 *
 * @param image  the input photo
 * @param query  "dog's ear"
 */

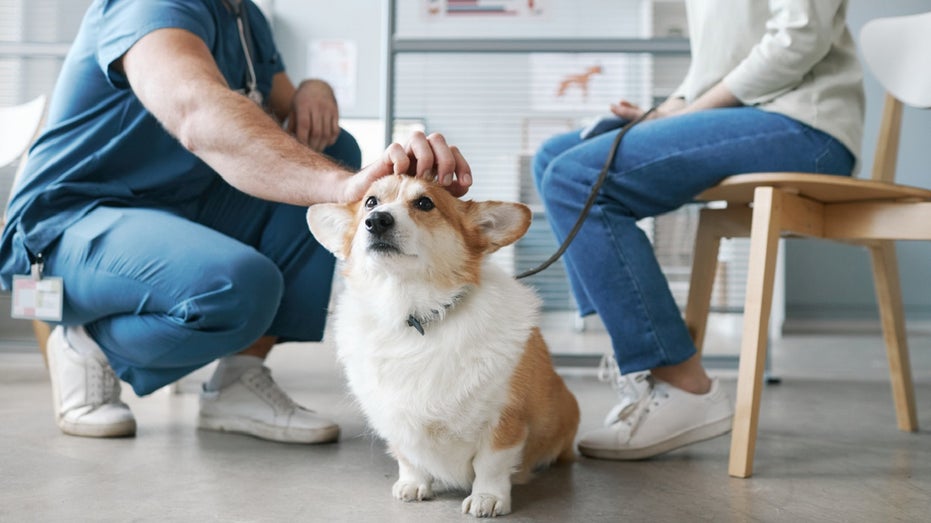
xmin=471 ymin=202 xmax=532 ymax=253
xmin=306 ymin=204 xmax=355 ymax=260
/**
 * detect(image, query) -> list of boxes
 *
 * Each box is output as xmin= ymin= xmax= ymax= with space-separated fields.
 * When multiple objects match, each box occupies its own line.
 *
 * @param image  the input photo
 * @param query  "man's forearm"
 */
xmin=122 ymin=28 xmax=352 ymax=206
xmin=177 ymin=82 xmax=350 ymax=205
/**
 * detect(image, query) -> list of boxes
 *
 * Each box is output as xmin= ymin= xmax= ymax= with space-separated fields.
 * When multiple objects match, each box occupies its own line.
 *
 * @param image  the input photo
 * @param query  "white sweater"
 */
xmin=672 ymin=0 xmax=865 ymax=164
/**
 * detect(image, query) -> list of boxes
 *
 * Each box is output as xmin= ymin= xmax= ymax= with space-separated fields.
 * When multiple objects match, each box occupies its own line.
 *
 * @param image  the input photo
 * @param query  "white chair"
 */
xmin=1 ymin=95 xmax=47 ymax=172
xmin=860 ymin=11 xmax=931 ymax=110
xmin=1 ymin=95 xmax=50 ymax=362
xmin=684 ymin=12 xmax=931 ymax=478
xmin=2 ymin=95 xmax=48 ymax=214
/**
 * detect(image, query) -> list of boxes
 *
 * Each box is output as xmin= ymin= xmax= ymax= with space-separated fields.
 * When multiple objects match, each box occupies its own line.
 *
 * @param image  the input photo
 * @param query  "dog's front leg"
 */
xmin=391 ymin=449 xmax=434 ymax=502
xmin=461 ymin=443 xmax=523 ymax=518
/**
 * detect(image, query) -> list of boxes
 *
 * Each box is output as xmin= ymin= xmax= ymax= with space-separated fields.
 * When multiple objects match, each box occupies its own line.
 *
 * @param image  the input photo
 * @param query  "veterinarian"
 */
xmin=534 ymin=0 xmax=863 ymax=460
xmin=0 ymin=0 xmax=471 ymax=442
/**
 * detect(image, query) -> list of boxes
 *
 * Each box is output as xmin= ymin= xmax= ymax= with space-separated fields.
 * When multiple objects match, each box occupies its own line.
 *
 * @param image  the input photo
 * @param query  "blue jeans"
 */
xmin=44 ymin=130 xmax=361 ymax=395
xmin=533 ymin=108 xmax=854 ymax=375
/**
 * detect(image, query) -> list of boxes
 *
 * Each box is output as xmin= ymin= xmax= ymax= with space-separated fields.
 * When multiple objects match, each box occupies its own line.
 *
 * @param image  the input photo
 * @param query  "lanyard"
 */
xmin=222 ymin=0 xmax=262 ymax=105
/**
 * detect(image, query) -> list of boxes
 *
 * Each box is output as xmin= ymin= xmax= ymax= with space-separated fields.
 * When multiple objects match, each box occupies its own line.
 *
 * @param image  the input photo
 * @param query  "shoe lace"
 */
xmin=246 ymin=368 xmax=301 ymax=413
xmin=86 ymin=358 xmax=120 ymax=407
xmin=598 ymin=353 xmax=655 ymax=429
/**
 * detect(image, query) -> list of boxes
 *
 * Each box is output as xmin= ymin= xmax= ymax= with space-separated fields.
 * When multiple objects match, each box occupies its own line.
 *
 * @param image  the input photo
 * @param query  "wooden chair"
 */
xmin=1 ymin=96 xmax=51 ymax=365
xmin=684 ymin=12 xmax=931 ymax=478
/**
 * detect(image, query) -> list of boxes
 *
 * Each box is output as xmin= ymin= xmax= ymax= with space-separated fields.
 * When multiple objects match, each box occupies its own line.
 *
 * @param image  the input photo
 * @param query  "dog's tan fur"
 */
xmin=493 ymin=326 xmax=579 ymax=482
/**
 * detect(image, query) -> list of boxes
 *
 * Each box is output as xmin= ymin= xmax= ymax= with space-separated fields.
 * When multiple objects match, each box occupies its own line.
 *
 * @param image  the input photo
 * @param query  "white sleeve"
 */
xmin=723 ymin=0 xmax=845 ymax=105
xmin=669 ymin=70 xmax=692 ymax=101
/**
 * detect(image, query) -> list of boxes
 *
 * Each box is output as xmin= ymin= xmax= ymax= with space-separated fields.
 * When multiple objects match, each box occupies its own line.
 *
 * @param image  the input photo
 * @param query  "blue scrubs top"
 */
xmin=0 ymin=0 xmax=284 ymax=289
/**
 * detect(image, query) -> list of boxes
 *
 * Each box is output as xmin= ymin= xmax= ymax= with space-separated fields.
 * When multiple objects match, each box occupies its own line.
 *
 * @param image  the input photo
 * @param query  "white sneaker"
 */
xmin=578 ymin=356 xmax=733 ymax=460
xmin=46 ymin=326 xmax=137 ymax=438
xmin=198 ymin=366 xmax=340 ymax=444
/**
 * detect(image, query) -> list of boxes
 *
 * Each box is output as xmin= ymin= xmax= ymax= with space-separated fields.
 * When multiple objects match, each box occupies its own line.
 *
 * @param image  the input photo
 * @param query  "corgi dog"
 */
xmin=306 ymin=175 xmax=579 ymax=518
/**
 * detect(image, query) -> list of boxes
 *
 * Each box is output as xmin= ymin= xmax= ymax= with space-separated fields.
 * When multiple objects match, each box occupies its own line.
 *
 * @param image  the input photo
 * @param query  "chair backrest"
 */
xmin=860 ymin=12 xmax=931 ymax=184
xmin=0 ymin=95 xmax=47 ymax=169
xmin=860 ymin=11 xmax=931 ymax=109
xmin=1 ymin=95 xmax=47 ymax=221
xmin=869 ymin=95 xmax=903 ymax=184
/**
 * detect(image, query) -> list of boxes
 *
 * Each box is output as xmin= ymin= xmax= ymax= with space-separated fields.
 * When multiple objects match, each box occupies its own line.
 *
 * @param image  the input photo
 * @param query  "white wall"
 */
xmin=785 ymin=0 xmax=931 ymax=326
xmin=270 ymin=0 xmax=384 ymax=118
xmin=250 ymin=0 xmax=931 ymax=325
xmin=270 ymin=0 xmax=660 ymax=197
xmin=7 ymin=0 xmax=927 ymax=326
xmin=269 ymin=0 xmax=654 ymax=119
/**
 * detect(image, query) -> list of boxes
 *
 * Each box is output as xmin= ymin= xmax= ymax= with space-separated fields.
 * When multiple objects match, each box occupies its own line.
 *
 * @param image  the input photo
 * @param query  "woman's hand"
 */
xmin=611 ymin=84 xmax=740 ymax=124
xmin=287 ymin=79 xmax=340 ymax=152
xmin=609 ymin=100 xmax=651 ymax=121
xmin=338 ymin=131 xmax=473 ymax=203
xmin=610 ymin=97 xmax=687 ymax=121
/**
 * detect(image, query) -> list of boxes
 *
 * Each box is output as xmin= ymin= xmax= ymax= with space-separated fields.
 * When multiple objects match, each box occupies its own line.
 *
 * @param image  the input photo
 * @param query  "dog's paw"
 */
xmin=461 ymin=493 xmax=511 ymax=518
xmin=392 ymin=480 xmax=434 ymax=502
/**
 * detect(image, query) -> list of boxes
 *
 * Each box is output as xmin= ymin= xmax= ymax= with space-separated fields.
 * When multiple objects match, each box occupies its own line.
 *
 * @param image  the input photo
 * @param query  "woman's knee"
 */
xmin=535 ymin=162 xmax=560 ymax=206
xmin=535 ymin=148 xmax=592 ymax=210
xmin=532 ymin=131 xmax=580 ymax=190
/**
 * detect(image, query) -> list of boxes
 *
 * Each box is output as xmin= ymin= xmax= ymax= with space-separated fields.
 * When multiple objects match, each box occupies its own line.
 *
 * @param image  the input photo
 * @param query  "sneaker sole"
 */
xmin=47 ymin=329 xmax=136 ymax=438
xmin=58 ymin=418 xmax=137 ymax=438
xmin=578 ymin=416 xmax=733 ymax=461
xmin=197 ymin=414 xmax=340 ymax=444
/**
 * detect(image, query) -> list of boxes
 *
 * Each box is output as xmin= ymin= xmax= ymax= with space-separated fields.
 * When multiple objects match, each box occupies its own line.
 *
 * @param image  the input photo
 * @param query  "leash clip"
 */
xmin=407 ymin=315 xmax=425 ymax=336
xmin=29 ymin=252 xmax=44 ymax=281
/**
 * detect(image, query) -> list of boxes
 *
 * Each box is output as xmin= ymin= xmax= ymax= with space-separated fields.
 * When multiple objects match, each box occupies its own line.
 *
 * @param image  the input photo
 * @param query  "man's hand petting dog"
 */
xmin=341 ymin=131 xmax=472 ymax=204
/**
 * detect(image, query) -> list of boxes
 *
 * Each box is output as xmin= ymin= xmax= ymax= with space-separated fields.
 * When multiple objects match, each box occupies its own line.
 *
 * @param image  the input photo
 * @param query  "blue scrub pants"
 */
xmin=44 ymin=130 xmax=361 ymax=396
xmin=533 ymin=108 xmax=855 ymax=375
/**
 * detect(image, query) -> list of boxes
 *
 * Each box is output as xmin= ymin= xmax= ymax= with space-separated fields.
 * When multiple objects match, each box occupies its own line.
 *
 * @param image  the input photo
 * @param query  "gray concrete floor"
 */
xmin=1 ymin=329 xmax=930 ymax=522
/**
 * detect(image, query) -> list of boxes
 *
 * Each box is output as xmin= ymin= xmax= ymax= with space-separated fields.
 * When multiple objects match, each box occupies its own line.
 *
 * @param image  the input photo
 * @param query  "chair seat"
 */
xmin=696 ymin=172 xmax=931 ymax=204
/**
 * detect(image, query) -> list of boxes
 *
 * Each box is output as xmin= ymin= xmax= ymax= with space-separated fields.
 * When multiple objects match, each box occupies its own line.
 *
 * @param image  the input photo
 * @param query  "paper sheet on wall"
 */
xmin=425 ymin=0 xmax=544 ymax=18
xmin=530 ymin=53 xmax=645 ymax=112
xmin=306 ymin=39 xmax=357 ymax=110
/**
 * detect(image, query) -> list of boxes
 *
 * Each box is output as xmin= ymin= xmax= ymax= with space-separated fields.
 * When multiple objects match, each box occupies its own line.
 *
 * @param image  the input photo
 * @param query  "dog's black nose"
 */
xmin=365 ymin=211 xmax=394 ymax=236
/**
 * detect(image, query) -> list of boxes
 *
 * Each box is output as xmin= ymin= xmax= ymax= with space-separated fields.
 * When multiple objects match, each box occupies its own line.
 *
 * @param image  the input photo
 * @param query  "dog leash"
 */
xmin=404 ymin=108 xmax=654 ymax=336
xmin=515 ymin=107 xmax=656 ymax=280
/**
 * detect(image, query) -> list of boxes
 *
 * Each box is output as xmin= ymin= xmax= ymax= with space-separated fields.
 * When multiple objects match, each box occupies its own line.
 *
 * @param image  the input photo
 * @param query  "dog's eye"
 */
xmin=413 ymin=196 xmax=435 ymax=212
xmin=364 ymin=196 xmax=378 ymax=209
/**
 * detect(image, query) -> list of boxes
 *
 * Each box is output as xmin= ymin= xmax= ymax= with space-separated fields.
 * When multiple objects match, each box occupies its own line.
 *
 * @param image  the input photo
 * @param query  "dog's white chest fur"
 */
xmin=333 ymin=262 xmax=540 ymax=488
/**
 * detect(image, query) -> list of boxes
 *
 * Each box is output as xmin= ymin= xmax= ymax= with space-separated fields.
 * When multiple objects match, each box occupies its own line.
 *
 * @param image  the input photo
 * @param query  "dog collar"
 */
xmin=406 ymin=289 xmax=469 ymax=335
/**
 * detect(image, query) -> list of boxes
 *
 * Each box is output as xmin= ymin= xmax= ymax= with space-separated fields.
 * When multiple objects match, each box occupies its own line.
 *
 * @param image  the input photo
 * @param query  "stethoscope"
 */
xmin=222 ymin=0 xmax=263 ymax=105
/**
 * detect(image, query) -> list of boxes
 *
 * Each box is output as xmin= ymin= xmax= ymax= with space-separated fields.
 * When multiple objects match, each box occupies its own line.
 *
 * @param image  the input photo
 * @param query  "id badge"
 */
xmin=12 ymin=274 xmax=63 ymax=322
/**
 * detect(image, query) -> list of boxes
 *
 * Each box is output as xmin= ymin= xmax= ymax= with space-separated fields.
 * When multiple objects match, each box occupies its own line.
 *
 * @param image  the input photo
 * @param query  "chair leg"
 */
xmin=868 ymin=241 xmax=918 ymax=432
xmin=729 ymin=188 xmax=783 ymax=479
xmin=32 ymin=320 xmax=52 ymax=369
xmin=684 ymin=210 xmax=723 ymax=353
xmin=685 ymin=206 xmax=753 ymax=353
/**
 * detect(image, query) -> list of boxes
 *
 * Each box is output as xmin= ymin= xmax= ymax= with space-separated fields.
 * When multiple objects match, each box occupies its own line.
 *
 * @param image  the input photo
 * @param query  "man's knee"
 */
xmin=111 ymin=253 xmax=284 ymax=375
xmin=167 ymin=251 xmax=284 ymax=340
xmin=324 ymin=128 xmax=362 ymax=170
